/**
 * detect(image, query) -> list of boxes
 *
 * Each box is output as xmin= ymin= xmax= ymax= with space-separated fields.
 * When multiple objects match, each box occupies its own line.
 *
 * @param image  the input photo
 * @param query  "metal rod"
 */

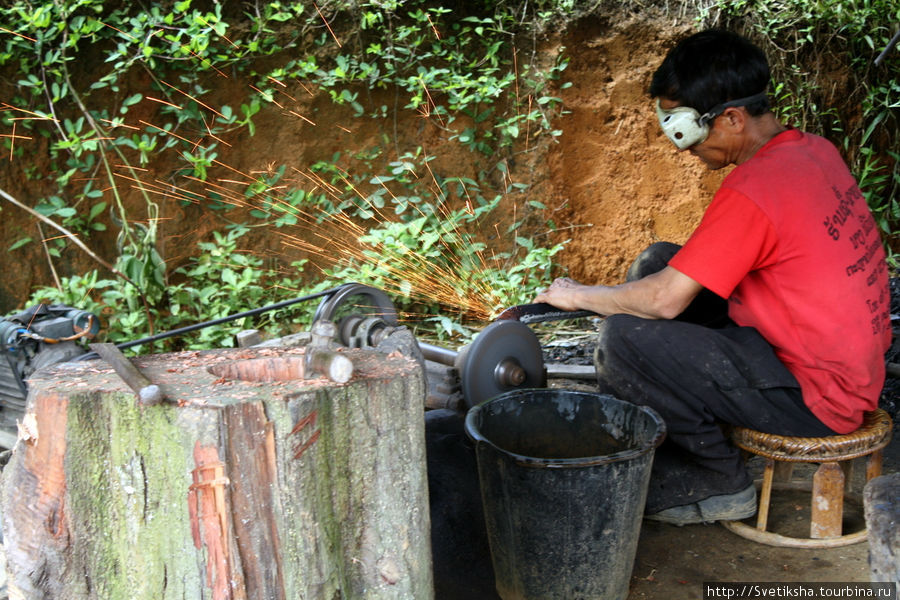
xmin=90 ymin=342 xmax=165 ymax=405
xmin=887 ymin=362 xmax=900 ymax=379
xmin=418 ymin=341 xmax=458 ymax=366
xmin=76 ymin=286 xmax=344 ymax=361
xmin=875 ymin=26 xmax=900 ymax=66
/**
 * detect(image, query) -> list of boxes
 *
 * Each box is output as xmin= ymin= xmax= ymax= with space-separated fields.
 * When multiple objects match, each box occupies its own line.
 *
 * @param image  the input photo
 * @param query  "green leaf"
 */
xmin=8 ymin=237 xmax=32 ymax=251
xmin=221 ymin=268 xmax=237 ymax=286
xmin=89 ymin=202 xmax=107 ymax=220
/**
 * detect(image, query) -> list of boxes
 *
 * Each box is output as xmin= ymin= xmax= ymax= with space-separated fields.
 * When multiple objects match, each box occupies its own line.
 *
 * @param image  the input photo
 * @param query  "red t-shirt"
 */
xmin=670 ymin=129 xmax=891 ymax=433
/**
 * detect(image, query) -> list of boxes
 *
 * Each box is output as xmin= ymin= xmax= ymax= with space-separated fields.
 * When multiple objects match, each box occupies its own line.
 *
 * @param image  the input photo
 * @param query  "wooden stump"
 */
xmin=863 ymin=473 xmax=900 ymax=583
xmin=0 ymin=346 xmax=432 ymax=600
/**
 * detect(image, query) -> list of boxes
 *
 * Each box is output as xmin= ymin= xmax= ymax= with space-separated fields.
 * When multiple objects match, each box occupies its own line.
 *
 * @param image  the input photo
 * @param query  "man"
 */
xmin=536 ymin=29 xmax=892 ymax=525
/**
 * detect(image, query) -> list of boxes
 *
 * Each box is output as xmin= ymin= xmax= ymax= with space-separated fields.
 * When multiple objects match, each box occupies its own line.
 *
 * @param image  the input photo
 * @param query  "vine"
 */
xmin=2 ymin=0 xmax=575 ymax=346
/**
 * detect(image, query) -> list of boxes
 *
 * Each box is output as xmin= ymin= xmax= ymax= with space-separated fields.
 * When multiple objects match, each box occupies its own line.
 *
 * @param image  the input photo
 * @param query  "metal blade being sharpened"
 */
xmin=494 ymin=303 xmax=600 ymax=324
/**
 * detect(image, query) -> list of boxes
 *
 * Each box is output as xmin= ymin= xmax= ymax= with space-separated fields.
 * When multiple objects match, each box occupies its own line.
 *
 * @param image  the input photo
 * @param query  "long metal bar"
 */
xmin=90 ymin=342 xmax=165 ymax=405
xmin=418 ymin=341 xmax=458 ymax=366
xmin=875 ymin=26 xmax=900 ymax=66
xmin=76 ymin=286 xmax=344 ymax=360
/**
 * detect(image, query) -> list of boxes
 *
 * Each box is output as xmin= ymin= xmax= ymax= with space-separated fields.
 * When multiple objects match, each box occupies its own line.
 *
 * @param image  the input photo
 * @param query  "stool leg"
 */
xmin=773 ymin=461 xmax=793 ymax=483
xmin=866 ymin=449 xmax=883 ymax=482
xmin=811 ymin=462 xmax=844 ymax=539
xmin=756 ymin=458 xmax=775 ymax=531
xmin=841 ymin=459 xmax=855 ymax=493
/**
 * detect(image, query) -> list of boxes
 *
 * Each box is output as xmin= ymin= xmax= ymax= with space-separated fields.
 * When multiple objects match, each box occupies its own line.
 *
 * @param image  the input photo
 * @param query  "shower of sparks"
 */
xmin=1 ymin=43 xmax=523 ymax=325
xmin=110 ymin=147 xmax=506 ymax=320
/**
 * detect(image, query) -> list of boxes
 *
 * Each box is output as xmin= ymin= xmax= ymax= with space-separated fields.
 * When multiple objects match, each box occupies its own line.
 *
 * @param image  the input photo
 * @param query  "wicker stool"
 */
xmin=721 ymin=409 xmax=893 ymax=548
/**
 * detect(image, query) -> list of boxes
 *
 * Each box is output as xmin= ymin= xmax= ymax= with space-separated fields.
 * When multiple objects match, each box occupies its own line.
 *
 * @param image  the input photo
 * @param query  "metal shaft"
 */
xmin=418 ymin=340 xmax=527 ymax=386
xmin=90 ymin=342 xmax=165 ymax=405
xmin=418 ymin=341 xmax=458 ymax=366
xmin=76 ymin=286 xmax=344 ymax=361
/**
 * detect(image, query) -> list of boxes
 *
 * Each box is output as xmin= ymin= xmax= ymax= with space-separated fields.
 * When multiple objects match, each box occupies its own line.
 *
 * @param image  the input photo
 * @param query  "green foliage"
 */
xmin=25 ymin=226 xmax=309 ymax=353
xmin=252 ymin=1 xmax=572 ymax=157
xmin=3 ymin=0 xmax=577 ymax=346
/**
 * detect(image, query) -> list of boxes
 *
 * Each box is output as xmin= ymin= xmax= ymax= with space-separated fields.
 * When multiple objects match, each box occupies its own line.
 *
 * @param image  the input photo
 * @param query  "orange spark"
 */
xmin=288 ymin=110 xmax=316 ymax=126
xmin=99 ymin=118 xmax=140 ymax=130
xmin=417 ymin=78 xmax=445 ymax=127
xmin=335 ymin=125 xmax=351 ymax=133
xmin=139 ymin=119 xmax=217 ymax=154
xmin=159 ymin=80 xmax=226 ymax=118
xmin=8 ymin=122 xmax=16 ymax=160
xmin=2 ymin=103 xmax=57 ymax=121
xmin=43 ymin=233 xmax=77 ymax=243
xmin=195 ymin=14 xmax=240 ymax=50
xmin=525 ymin=95 xmax=532 ymax=153
xmin=313 ymin=3 xmax=341 ymax=48
xmin=202 ymin=115 xmax=232 ymax=147
xmin=146 ymin=96 xmax=182 ymax=110
xmin=276 ymin=88 xmax=301 ymax=104
xmin=0 ymin=27 xmax=37 ymax=42
xmin=426 ymin=14 xmax=441 ymax=40
xmin=100 ymin=21 xmax=139 ymax=43
xmin=249 ymin=85 xmax=282 ymax=108
xmin=187 ymin=48 xmax=229 ymax=78
xmin=513 ymin=47 xmax=521 ymax=111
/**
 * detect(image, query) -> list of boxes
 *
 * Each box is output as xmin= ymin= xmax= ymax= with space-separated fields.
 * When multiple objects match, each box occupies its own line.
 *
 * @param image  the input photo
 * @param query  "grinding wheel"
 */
xmin=313 ymin=283 xmax=399 ymax=343
xmin=456 ymin=319 xmax=545 ymax=408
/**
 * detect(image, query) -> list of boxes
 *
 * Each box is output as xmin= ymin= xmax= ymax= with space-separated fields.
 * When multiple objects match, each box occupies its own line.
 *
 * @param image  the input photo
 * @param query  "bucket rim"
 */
xmin=464 ymin=388 xmax=666 ymax=468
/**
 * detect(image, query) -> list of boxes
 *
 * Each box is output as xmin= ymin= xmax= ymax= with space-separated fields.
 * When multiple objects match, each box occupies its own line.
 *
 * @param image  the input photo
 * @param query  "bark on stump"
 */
xmin=863 ymin=473 xmax=900 ymax=584
xmin=0 ymin=346 xmax=432 ymax=600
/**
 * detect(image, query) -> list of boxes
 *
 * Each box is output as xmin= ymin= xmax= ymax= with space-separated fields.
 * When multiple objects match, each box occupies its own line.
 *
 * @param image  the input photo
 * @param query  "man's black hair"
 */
xmin=649 ymin=29 xmax=771 ymax=116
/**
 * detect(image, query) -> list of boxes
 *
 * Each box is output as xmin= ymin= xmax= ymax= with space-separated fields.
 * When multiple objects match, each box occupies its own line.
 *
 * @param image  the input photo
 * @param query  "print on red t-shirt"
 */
xmin=670 ymin=129 xmax=891 ymax=433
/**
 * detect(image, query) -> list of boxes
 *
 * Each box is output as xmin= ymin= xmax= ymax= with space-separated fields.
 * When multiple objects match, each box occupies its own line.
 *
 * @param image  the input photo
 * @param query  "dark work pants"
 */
xmin=595 ymin=242 xmax=835 ymax=513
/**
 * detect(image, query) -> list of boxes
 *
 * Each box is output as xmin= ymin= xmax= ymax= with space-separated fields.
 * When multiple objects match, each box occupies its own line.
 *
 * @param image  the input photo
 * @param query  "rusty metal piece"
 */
xmin=89 ymin=343 xmax=165 ymax=405
xmin=494 ymin=302 xmax=598 ymax=324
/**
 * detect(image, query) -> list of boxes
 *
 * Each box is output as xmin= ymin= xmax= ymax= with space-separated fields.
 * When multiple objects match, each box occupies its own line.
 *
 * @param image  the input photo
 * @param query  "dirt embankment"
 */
xmin=0 ymin=11 xmax=727 ymax=313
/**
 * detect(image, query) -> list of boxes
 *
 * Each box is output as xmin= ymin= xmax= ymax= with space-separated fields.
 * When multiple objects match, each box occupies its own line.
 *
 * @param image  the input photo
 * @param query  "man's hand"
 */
xmin=533 ymin=267 xmax=705 ymax=320
xmin=534 ymin=277 xmax=589 ymax=312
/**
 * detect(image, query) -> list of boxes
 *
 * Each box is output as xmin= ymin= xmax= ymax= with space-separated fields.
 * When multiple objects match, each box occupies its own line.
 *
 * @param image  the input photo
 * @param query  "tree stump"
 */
xmin=0 ymin=346 xmax=432 ymax=600
xmin=863 ymin=473 xmax=900 ymax=583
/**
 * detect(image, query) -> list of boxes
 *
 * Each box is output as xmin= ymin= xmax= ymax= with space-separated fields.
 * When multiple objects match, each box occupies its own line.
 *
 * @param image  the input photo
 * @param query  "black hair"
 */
xmin=649 ymin=29 xmax=771 ymax=116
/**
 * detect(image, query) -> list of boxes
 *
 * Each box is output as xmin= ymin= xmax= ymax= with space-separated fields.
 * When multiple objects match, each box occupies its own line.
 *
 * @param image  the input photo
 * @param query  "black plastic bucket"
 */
xmin=464 ymin=389 xmax=666 ymax=600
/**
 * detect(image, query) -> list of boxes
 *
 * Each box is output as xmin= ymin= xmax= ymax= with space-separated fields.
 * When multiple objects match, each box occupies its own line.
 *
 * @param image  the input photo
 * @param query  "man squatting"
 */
xmin=535 ymin=29 xmax=892 ymax=524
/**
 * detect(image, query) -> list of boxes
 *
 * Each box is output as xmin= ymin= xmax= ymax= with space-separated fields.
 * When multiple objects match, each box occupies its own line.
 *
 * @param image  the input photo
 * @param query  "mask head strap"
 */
xmin=698 ymin=92 xmax=769 ymax=126
xmin=657 ymin=91 xmax=769 ymax=150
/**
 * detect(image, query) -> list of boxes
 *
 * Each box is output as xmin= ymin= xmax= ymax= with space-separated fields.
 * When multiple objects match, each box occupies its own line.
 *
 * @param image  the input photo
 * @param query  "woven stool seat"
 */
xmin=731 ymin=409 xmax=893 ymax=462
xmin=722 ymin=409 xmax=893 ymax=549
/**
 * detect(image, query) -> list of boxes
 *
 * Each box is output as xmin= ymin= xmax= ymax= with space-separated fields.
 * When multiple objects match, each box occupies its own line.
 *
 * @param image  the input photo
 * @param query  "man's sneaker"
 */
xmin=644 ymin=484 xmax=757 ymax=526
